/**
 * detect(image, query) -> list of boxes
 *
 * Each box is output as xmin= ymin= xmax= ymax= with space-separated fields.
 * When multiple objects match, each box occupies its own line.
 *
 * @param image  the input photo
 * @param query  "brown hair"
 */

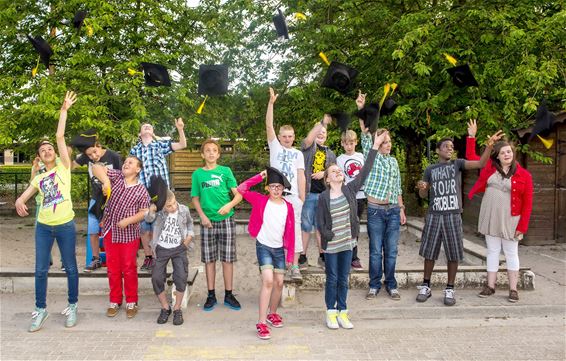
xmin=126 ymin=155 xmax=143 ymax=170
xmin=323 ymin=163 xmax=340 ymax=185
xmin=36 ymin=139 xmax=55 ymax=154
xmin=200 ymin=139 xmax=220 ymax=153
xmin=491 ymin=140 xmax=517 ymax=178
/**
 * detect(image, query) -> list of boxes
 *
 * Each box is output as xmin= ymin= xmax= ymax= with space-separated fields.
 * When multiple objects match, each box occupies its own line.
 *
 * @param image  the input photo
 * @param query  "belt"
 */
xmin=367 ymin=202 xmax=399 ymax=210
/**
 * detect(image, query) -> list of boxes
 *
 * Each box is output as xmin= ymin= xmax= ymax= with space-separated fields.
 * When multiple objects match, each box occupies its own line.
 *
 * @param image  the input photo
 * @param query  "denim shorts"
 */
xmin=256 ymin=241 xmax=286 ymax=273
xmin=140 ymin=219 xmax=153 ymax=233
xmin=87 ymin=199 xmax=101 ymax=234
xmin=301 ymin=192 xmax=320 ymax=232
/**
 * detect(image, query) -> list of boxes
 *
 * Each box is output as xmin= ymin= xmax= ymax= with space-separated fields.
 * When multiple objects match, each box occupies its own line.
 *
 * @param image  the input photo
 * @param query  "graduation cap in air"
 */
xmin=446 ymin=64 xmax=478 ymax=88
xmin=321 ymin=61 xmax=359 ymax=95
xmin=198 ymin=64 xmax=228 ymax=96
xmin=148 ymin=175 xmax=169 ymax=211
xmin=380 ymin=97 xmax=398 ymax=116
xmin=332 ymin=112 xmax=351 ymax=133
xmin=528 ymin=99 xmax=556 ymax=148
xmin=70 ymin=128 xmax=98 ymax=153
xmin=266 ymin=167 xmax=291 ymax=190
xmin=354 ymin=103 xmax=380 ymax=133
xmin=272 ymin=8 xmax=289 ymax=39
xmin=73 ymin=10 xmax=88 ymax=30
xmin=27 ymin=35 xmax=53 ymax=68
xmin=140 ymin=62 xmax=171 ymax=87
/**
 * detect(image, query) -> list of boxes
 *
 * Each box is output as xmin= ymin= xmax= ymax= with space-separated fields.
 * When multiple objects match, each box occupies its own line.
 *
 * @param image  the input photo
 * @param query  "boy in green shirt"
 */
xmin=191 ymin=139 xmax=243 ymax=311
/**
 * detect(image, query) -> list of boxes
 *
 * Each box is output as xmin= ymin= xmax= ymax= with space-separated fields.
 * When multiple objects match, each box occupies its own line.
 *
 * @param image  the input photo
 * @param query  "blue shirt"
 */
xmin=129 ymin=140 xmax=173 ymax=188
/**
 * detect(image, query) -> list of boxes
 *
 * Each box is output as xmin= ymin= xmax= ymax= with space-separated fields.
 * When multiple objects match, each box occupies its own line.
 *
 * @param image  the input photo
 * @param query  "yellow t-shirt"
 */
xmin=31 ymin=163 xmax=75 ymax=226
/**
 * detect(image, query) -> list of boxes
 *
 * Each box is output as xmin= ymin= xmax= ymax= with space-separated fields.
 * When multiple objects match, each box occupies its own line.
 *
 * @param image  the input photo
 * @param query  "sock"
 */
xmin=208 ymin=289 xmax=215 ymax=297
xmin=423 ymin=279 xmax=430 ymax=287
xmin=446 ymin=284 xmax=454 ymax=290
xmin=225 ymin=290 xmax=233 ymax=296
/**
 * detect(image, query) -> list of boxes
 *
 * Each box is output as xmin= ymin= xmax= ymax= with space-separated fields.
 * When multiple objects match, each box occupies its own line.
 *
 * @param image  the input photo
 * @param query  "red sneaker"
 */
xmin=256 ymin=322 xmax=271 ymax=340
xmin=266 ymin=313 xmax=283 ymax=328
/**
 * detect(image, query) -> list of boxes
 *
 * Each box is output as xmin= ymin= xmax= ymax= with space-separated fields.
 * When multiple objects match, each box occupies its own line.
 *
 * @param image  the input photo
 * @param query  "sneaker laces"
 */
xmin=61 ymin=304 xmax=77 ymax=316
xmin=417 ymin=285 xmax=430 ymax=294
xmin=444 ymin=288 xmax=455 ymax=298
xmin=126 ymin=302 xmax=136 ymax=310
xmin=109 ymin=302 xmax=120 ymax=309
xmin=31 ymin=310 xmax=42 ymax=319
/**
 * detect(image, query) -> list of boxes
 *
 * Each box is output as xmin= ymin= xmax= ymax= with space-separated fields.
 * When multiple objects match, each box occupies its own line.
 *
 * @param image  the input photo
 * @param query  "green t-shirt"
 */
xmin=191 ymin=165 xmax=237 ymax=222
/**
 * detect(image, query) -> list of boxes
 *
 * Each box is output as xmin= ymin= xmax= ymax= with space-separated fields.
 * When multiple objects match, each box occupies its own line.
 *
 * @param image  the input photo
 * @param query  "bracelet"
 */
xmin=399 ymin=205 xmax=405 ymax=210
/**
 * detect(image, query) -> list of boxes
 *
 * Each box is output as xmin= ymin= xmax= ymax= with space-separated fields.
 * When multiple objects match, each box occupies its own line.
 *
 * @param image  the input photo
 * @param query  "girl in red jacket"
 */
xmin=467 ymin=129 xmax=533 ymax=302
xmin=237 ymin=167 xmax=295 ymax=340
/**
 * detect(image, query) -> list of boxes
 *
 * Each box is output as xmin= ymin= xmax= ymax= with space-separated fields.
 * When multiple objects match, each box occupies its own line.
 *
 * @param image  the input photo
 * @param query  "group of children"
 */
xmin=16 ymin=88 xmax=532 ymax=340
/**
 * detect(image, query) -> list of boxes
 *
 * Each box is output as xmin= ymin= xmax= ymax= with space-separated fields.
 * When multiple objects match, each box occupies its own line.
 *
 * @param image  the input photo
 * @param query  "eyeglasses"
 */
xmin=268 ymin=184 xmax=284 ymax=190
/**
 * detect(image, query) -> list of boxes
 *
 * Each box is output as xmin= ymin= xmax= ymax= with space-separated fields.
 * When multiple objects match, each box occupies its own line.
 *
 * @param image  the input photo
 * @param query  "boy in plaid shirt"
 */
xmin=92 ymin=156 xmax=150 ymax=318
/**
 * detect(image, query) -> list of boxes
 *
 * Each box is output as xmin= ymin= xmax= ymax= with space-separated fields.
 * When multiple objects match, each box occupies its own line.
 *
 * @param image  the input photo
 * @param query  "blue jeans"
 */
xmin=301 ymin=192 xmax=320 ymax=232
xmin=256 ymin=241 xmax=286 ymax=273
xmin=367 ymin=205 xmax=400 ymax=290
xmin=324 ymin=250 xmax=352 ymax=310
xmin=35 ymin=220 xmax=78 ymax=308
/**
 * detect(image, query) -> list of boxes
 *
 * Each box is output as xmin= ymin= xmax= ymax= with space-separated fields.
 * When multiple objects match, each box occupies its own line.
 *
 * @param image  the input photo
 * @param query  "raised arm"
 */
xmin=237 ymin=171 xmax=265 ymax=196
xmin=171 ymin=117 xmax=187 ymax=151
xmin=265 ymin=88 xmax=278 ymax=143
xmin=57 ymin=91 xmax=77 ymax=169
xmin=92 ymin=164 xmax=111 ymax=195
xmin=349 ymin=131 xmax=387 ymax=192
xmin=356 ymin=90 xmax=370 ymax=134
xmin=465 ymin=119 xmax=480 ymax=160
xmin=303 ymin=114 xmax=331 ymax=149
xmin=464 ymin=131 xmax=504 ymax=170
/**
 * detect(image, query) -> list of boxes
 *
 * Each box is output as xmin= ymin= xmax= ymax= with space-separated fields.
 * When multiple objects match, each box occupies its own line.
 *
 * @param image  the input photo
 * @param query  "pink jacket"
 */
xmin=237 ymin=174 xmax=295 ymax=263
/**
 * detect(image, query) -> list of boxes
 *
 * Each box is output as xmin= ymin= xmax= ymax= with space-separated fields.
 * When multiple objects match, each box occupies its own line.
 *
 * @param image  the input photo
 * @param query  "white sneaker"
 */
xmin=325 ymin=309 xmax=339 ymax=330
xmin=337 ymin=310 xmax=354 ymax=329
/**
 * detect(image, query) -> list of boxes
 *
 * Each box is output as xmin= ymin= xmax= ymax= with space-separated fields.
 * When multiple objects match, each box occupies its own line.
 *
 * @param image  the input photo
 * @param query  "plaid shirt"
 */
xmin=361 ymin=133 xmax=402 ymax=203
xmin=102 ymin=169 xmax=150 ymax=243
xmin=129 ymin=140 xmax=173 ymax=188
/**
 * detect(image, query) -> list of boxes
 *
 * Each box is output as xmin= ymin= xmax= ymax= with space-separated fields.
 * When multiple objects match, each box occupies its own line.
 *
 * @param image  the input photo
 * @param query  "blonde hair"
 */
xmin=166 ymin=190 xmax=176 ymax=202
xmin=279 ymin=124 xmax=294 ymax=133
xmin=341 ymin=130 xmax=358 ymax=143
xmin=374 ymin=128 xmax=388 ymax=137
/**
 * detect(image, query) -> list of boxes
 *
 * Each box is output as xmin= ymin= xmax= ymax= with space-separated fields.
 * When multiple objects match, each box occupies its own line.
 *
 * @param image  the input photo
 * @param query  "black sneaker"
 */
xmin=157 ymin=308 xmax=171 ymax=324
xmin=224 ymin=293 xmax=241 ymax=310
xmin=298 ymin=255 xmax=308 ymax=270
xmin=203 ymin=295 xmax=217 ymax=311
xmin=173 ymin=309 xmax=184 ymax=325
xmin=84 ymin=258 xmax=101 ymax=273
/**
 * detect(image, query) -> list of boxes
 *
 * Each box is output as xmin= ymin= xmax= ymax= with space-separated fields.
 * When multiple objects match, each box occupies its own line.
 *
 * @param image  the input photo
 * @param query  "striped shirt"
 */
xmin=102 ymin=169 xmax=150 ymax=243
xmin=326 ymin=195 xmax=355 ymax=253
xmin=361 ymin=133 xmax=402 ymax=203
xmin=129 ymin=140 xmax=173 ymax=188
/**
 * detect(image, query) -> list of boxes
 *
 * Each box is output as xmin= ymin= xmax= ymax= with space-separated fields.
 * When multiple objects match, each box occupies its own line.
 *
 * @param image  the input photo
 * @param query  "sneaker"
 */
xmin=203 ymin=295 xmax=217 ymax=311
xmin=284 ymin=268 xmax=292 ymax=282
xmin=173 ymin=309 xmax=184 ymax=325
xmin=443 ymin=288 xmax=456 ymax=306
xmin=84 ymin=258 xmax=101 ymax=273
xmin=317 ymin=256 xmax=325 ymax=270
xmin=106 ymin=302 xmax=120 ymax=317
xmin=266 ymin=313 xmax=283 ymax=328
xmin=29 ymin=308 xmax=49 ymax=332
xmin=60 ymin=264 xmax=66 ymax=272
xmin=140 ymin=257 xmax=151 ymax=272
xmin=325 ymin=309 xmax=339 ymax=330
xmin=224 ymin=293 xmax=241 ymax=310
xmin=366 ymin=288 xmax=379 ymax=300
xmin=351 ymin=259 xmax=363 ymax=271
xmin=61 ymin=303 xmax=78 ymax=328
xmin=157 ymin=307 xmax=172 ymax=324
xmin=387 ymin=288 xmax=401 ymax=300
xmin=508 ymin=290 xmax=519 ymax=303
xmin=416 ymin=285 xmax=432 ymax=302
xmin=478 ymin=285 xmax=495 ymax=298
xmin=291 ymin=266 xmax=303 ymax=281
xmin=126 ymin=302 xmax=138 ymax=318
xmin=298 ymin=255 xmax=308 ymax=270
xmin=256 ymin=322 xmax=271 ymax=340
xmin=337 ymin=310 xmax=354 ymax=329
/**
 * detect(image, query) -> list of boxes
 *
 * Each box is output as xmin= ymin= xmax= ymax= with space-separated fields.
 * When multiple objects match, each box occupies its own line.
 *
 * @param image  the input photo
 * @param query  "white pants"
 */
xmin=485 ymin=235 xmax=520 ymax=272
xmin=285 ymin=195 xmax=304 ymax=254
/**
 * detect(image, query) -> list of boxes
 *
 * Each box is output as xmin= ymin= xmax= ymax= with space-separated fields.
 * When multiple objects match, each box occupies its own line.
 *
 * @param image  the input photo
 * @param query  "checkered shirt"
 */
xmin=102 ymin=169 xmax=150 ymax=243
xmin=361 ymin=133 xmax=402 ymax=203
xmin=129 ymin=140 xmax=173 ymax=188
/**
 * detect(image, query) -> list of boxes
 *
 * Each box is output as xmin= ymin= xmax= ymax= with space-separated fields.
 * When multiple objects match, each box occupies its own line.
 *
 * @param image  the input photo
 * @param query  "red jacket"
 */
xmin=237 ymin=174 xmax=295 ymax=263
xmin=466 ymin=137 xmax=533 ymax=234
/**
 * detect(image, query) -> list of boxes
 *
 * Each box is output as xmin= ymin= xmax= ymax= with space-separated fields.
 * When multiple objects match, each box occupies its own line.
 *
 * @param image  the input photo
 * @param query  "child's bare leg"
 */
xmin=259 ymin=269 xmax=274 ymax=324
xmin=222 ymin=261 xmax=233 ymax=290
xmin=269 ymin=272 xmax=284 ymax=315
xmin=156 ymin=292 xmax=169 ymax=310
xmin=205 ymin=262 xmax=216 ymax=290
xmin=173 ymin=290 xmax=184 ymax=310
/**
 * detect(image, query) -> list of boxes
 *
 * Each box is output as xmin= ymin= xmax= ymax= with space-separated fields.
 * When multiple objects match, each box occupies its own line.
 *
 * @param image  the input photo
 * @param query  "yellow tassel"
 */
xmin=443 ymin=53 xmax=458 ymax=66
xmin=319 ymin=52 xmax=331 ymax=66
xmin=537 ymin=134 xmax=554 ymax=149
xmin=426 ymin=109 xmax=431 ymax=127
xmin=379 ymin=83 xmax=391 ymax=108
xmin=86 ymin=25 xmax=93 ymax=37
xmin=31 ymin=56 xmax=40 ymax=77
xmin=390 ymin=82 xmax=398 ymax=96
xmin=196 ymin=95 xmax=208 ymax=114
xmin=295 ymin=12 xmax=307 ymax=20
xmin=128 ymin=68 xmax=141 ymax=76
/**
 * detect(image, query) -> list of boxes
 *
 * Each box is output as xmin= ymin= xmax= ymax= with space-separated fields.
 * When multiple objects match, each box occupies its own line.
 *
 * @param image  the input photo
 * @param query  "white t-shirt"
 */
xmin=336 ymin=152 xmax=366 ymax=199
xmin=256 ymin=200 xmax=288 ymax=248
xmin=268 ymin=139 xmax=305 ymax=197
xmin=157 ymin=211 xmax=183 ymax=249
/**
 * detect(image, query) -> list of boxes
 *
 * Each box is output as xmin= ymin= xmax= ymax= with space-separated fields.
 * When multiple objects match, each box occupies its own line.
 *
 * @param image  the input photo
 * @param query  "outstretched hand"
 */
xmin=467 ymin=119 xmax=477 ymax=137
xmin=486 ymin=130 xmax=505 ymax=146
xmin=259 ymin=170 xmax=267 ymax=179
xmin=175 ymin=117 xmax=184 ymax=130
xmin=268 ymin=87 xmax=279 ymax=105
xmin=356 ymin=89 xmax=366 ymax=110
xmin=61 ymin=91 xmax=77 ymax=111
xmin=372 ymin=130 xmax=388 ymax=149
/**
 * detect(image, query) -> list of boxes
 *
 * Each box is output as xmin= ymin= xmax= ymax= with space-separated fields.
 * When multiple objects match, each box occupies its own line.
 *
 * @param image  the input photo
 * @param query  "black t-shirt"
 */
xmin=76 ymin=149 xmax=122 ymax=191
xmin=310 ymin=144 xmax=327 ymax=193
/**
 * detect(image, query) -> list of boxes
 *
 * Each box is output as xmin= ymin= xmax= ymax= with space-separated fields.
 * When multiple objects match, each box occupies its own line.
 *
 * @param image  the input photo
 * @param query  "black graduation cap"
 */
xmin=148 ymin=175 xmax=169 ymax=211
xmin=354 ymin=103 xmax=380 ymax=132
xmin=380 ymin=97 xmax=398 ymax=116
xmin=332 ymin=112 xmax=351 ymax=133
xmin=140 ymin=62 xmax=171 ymax=87
xmin=272 ymin=8 xmax=289 ymax=39
xmin=528 ymin=99 xmax=556 ymax=142
xmin=446 ymin=63 xmax=478 ymax=88
xmin=198 ymin=64 xmax=228 ymax=96
xmin=70 ymin=128 xmax=98 ymax=152
xmin=73 ymin=10 xmax=88 ymax=30
xmin=27 ymin=35 xmax=53 ymax=67
xmin=266 ymin=166 xmax=291 ymax=190
xmin=321 ymin=61 xmax=359 ymax=95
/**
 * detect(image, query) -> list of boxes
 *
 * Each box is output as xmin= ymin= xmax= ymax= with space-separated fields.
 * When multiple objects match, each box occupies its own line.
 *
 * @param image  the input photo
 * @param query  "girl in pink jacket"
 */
xmin=237 ymin=167 xmax=295 ymax=340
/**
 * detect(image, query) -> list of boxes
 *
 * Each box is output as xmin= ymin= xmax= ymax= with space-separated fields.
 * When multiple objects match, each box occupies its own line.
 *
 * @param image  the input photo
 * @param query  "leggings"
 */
xmin=485 ymin=235 xmax=519 ymax=272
